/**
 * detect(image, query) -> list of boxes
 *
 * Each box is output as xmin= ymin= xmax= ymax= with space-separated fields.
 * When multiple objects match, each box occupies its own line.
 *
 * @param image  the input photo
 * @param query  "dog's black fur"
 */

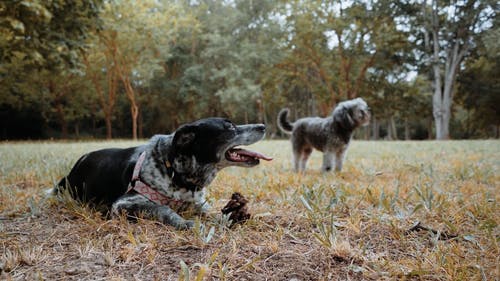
xmin=55 ymin=118 xmax=269 ymax=229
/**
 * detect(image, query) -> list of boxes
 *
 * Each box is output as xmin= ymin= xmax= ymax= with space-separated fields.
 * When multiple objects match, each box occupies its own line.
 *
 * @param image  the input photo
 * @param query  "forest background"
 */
xmin=1 ymin=0 xmax=498 ymax=140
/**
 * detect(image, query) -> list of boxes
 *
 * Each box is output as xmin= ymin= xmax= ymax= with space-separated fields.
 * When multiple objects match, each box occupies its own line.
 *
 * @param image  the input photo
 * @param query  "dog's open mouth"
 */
xmin=225 ymin=147 xmax=272 ymax=165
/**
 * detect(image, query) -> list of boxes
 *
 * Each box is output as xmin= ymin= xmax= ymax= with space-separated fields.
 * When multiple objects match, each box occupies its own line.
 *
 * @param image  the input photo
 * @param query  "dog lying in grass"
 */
xmin=53 ymin=118 xmax=272 ymax=229
xmin=278 ymin=98 xmax=370 ymax=173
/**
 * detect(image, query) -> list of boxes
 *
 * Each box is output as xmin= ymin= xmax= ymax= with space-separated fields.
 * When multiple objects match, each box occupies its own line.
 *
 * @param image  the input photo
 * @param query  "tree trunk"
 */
xmin=385 ymin=117 xmax=398 ymax=140
xmin=427 ymin=118 xmax=433 ymax=140
xmin=104 ymin=74 xmax=117 ymax=140
xmin=56 ymin=103 xmax=68 ymax=139
xmin=92 ymin=115 xmax=97 ymax=137
xmin=491 ymin=124 xmax=500 ymax=139
xmin=431 ymin=17 xmax=445 ymax=140
xmin=74 ymin=123 xmax=80 ymax=138
xmin=428 ymin=0 xmax=469 ymax=140
xmin=390 ymin=116 xmax=398 ymax=140
xmin=105 ymin=117 xmax=112 ymax=139
xmin=133 ymin=106 xmax=139 ymax=139
xmin=261 ymin=97 xmax=268 ymax=127
xmin=48 ymin=80 xmax=68 ymax=139
xmin=386 ymin=120 xmax=393 ymax=140
xmin=256 ymin=97 xmax=264 ymax=124
xmin=138 ymin=110 xmax=143 ymax=139
xmin=308 ymin=90 xmax=318 ymax=117
xmin=117 ymin=67 xmax=139 ymax=140
xmin=83 ymin=53 xmax=115 ymax=139
xmin=130 ymin=103 xmax=139 ymax=140
xmin=104 ymin=69 xmax=117 ymax=140
xmin=433 ymin=54 xmax=462 ymax=140
xmin=404 ymin=117 xmax=410 ymax=140
xmin=371 ymin=116 xmax=379 ymax=140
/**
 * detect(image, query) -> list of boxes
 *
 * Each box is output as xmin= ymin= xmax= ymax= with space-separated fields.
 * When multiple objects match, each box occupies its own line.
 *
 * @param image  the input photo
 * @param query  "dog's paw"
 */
xmin=175 ymin=219 xmax=195 ymax=230
xmin=193 ymin=202 xmax=211 ymax=216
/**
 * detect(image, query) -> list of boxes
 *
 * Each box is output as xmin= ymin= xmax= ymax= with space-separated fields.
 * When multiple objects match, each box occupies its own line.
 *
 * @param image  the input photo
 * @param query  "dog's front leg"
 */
xmin=156 ymin=205 xmax=195 ymax=229
xmin=190 ymin=190 xmax=211 ymax=216
xmin=322 ymin=151 xmax=335 ymax=172
xmin=112 ymin=194 xmax=194 ymax=229
xmin=193 ymin=201 xmax=212 ymax=217
xmin=335 ymin=148 xmax=347 ymax=172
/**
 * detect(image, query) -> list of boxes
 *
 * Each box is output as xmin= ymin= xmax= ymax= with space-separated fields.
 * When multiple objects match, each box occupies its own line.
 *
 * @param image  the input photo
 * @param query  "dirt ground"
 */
xmin=1 ymin=140 xmax=498 ymax=280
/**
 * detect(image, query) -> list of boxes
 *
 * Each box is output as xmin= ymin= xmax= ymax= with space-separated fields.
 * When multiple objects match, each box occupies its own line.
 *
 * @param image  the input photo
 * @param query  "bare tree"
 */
xmin=422 ymin=0 xmax=496 ymax=139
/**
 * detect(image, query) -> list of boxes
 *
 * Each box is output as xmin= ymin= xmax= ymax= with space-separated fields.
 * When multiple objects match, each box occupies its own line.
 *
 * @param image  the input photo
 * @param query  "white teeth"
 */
xmin=230 ymin=151 xmax=244 ymax=161
xmin=227 ymin=150 xmax=254 ymax=162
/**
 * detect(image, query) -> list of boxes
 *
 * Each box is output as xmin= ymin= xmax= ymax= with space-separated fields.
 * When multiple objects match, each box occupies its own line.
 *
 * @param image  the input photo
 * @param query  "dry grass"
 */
xmin=0 ymin=140 xmax=499 ymax=280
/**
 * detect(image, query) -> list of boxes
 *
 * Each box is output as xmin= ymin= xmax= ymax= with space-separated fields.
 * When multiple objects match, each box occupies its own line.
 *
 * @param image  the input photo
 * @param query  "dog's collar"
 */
xmin=127 ymin=152 xmax=182 ymax=206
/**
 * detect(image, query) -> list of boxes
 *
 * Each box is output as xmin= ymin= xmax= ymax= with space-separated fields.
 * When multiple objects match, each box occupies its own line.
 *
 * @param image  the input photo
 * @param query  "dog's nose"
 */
xmin=256 ymin=124 xmax=266 ymax=132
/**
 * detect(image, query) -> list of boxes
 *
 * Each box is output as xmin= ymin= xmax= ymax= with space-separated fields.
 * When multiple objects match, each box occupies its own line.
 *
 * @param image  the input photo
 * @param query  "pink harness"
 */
xmin=127 ymin=152 xmax=182 ymax=206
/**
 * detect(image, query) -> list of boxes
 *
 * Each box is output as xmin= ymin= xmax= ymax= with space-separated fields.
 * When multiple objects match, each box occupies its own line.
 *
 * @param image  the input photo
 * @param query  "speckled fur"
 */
xmin=110 ymin=135 xmax=212 ymax=229
xmin=56 ymin=118 xmax=267 ymax=229
xmin=278 ymin=98 xmax=370 ymax=173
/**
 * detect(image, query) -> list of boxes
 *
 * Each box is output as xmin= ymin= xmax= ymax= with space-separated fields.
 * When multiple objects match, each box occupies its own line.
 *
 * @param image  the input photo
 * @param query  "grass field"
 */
xmin=0 ymin=140 xmax=499 ymax=280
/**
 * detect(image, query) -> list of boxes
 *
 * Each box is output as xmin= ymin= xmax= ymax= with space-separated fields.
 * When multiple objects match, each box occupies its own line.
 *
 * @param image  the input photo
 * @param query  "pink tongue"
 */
xmin=235 ymin=149 xmax=273 ymax=161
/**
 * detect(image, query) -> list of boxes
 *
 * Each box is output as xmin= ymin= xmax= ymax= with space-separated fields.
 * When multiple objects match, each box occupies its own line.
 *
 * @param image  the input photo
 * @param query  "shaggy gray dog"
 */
xmin=278 ymin=98 xmax=370 ymax=172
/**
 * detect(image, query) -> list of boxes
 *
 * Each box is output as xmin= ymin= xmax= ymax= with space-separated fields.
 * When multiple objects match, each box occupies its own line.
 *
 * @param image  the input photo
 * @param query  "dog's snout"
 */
xmin=235 ymin=124 xmax=266 ymax=136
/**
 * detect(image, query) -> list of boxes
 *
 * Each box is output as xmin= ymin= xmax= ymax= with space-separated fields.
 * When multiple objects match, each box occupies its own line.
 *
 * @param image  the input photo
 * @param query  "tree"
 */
xmin=193 ymin=0 xmax=281 ymax=124
xmin=0 ymin=0 xmax=102 ymax=98
xmin=264 ymin=0 xmax=409 ymax=120
xmin=457 ymin=25 xmax=500 ymax=138
xmin=93 ymin=0 xmax=199 ymax=139
xmin=0 ymin=0 xmax=102 ymax=139
xmin=408 ymin=0 xmax=497 ymax=139
xmin=1 ymin=0 xmax=497 ymax=140
xmin=82 ymin=50 xmax=118 ymax=139
xmin=0 ymin=0 xmax=102 ymax=70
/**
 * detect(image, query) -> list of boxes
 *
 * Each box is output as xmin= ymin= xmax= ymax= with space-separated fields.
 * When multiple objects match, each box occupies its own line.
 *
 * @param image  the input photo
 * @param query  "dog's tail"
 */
xmin=277 ymin=108 xmax=293 ymax=134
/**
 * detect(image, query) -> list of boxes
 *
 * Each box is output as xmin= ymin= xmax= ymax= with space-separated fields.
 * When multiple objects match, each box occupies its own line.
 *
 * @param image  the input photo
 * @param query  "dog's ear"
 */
xmin=334 ymin=107 xmax=355 ymax=129
xmin=173 ymin=125 xmax=197 ymax=149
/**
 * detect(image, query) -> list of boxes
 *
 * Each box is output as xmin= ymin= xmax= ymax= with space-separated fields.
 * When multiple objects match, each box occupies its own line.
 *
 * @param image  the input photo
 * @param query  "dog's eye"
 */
xmin=224 ymin=121 xmax=236 ymax=131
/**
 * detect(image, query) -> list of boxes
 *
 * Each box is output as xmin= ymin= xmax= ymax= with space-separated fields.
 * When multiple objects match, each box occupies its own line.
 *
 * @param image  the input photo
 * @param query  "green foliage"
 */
xmin=0 ymin=0 xmax=102 ymax=73
xmin=300 ymin=185 xmax=340 ymax=248
xmin=456 ymin=26 xmax=500 ymax=138
xmin=197 ymin=0 xmax=282 ymax=122
xmin=0 ymin=0 xmax=103 ymax=139
xmin=0 ymin=0 xmax=497 ymax=139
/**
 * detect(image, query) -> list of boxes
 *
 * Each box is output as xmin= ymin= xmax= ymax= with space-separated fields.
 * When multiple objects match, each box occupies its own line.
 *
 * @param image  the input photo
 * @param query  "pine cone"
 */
xmin=221 ymin=192 xmax=250 ymax=226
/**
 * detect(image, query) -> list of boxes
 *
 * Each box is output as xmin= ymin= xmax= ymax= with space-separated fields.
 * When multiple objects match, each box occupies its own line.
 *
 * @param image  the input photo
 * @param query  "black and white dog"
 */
xmin=54 ymin=118 xmax=272 ymax=229
xmin=278 ymin=98 xmax=370 ymax=173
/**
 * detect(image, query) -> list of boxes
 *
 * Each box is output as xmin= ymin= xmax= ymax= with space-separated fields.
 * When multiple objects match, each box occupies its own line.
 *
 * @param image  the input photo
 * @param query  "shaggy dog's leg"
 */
xmin=334 ymin=148 xmax=347 ymax=171
xmin=293 ymin=149 xmax=311 ymax=172
xmin=299 ymin=153 xmax=308 ymax=172
xmin=292 ymin=149 xmax=301 ymax=172
xmin=322 ymin=151 xmax=335 ymax=172
xmin=298 ymin=148 xmax=312 ymax=172
xmin=112 ymin=194 xmax=194 ymax=229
